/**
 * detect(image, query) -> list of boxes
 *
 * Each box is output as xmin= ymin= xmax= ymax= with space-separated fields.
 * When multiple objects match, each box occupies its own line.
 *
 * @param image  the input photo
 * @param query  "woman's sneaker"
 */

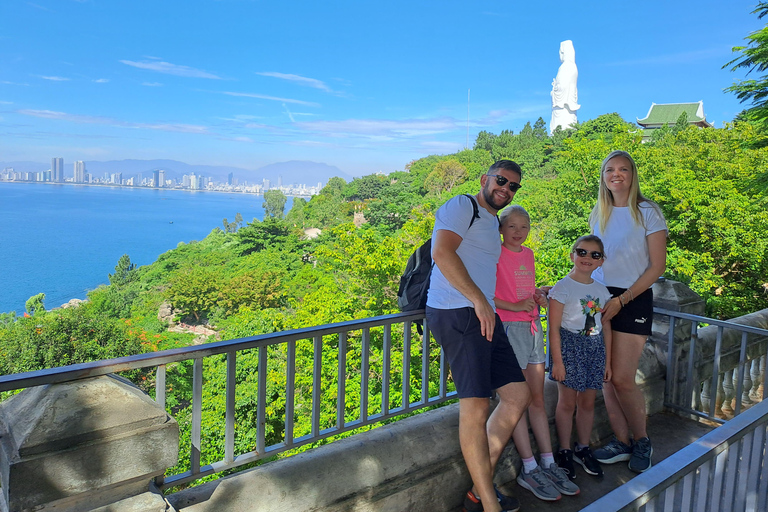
xmin=573 ymin=445 xmax=603 ymax=477
xmin=555 ymin=449 xmax=576 ymax=481
xmin=542 ymin=463 xmax=581 ymax=496
xmin=628 ymin=437 xmax=653 ymax=473
xmin=593 ymin=436 xmax=634 ymax=464
xmin=516 ymin=466 xmax=561 ymax=501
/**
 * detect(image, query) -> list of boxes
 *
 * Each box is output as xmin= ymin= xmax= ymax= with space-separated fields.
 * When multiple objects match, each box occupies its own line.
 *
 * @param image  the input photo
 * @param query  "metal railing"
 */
xmin=581 ymin=308 xmax=768 ymax=512
xmin=582 ymin=396 xmax=768 ymax=512
xmin=0 ymin=311 xmax=453 ymax=491
xmin=658 ymin=308 xmax=768 ymax=422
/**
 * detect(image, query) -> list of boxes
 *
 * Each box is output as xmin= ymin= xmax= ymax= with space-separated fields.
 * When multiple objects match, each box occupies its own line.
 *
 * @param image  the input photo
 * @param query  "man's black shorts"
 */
xmin=607 ymin=287 xmax=653 ymax=336
xmin=426 ymin=306 xmax=525 ymax=398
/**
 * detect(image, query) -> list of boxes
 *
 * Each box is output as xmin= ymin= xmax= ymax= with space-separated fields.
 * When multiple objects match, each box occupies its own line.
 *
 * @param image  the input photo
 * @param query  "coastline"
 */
xmin=0 ymin=180 xmax=313 ymax=198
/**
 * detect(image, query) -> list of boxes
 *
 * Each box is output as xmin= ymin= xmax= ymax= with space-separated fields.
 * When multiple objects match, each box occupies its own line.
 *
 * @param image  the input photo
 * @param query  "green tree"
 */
xmin=575 ymin=112 xmax=634 ymax=140
xmin=286 ymin=197 xmax=307 ymax=227
xmin=167 ymin=266 xmax=223 ymax=322
xmin=235 ymin=217 xmax=297 ymax=255
xmin=424 ymin=159 xmax=467 ymax=194
xmin=672 ymin=111 xmax=689 ymax=134
xmin=218 ymin=271 xmax=285 ymax=315
xmin=222 ymin=213 xmax=244 ymax=233
xmin=724 ymin=2 xmax=768 ymax=130
xmin=350 ymin=174 xmax=388 ymax=200
xmin=263 ymin=190 xmax=288 ymax=219
xmin=474 ymin=130 xmax=497 ymax=152
xmin=25 ymin=293 xmax=45 ymax=316
xmin=109 ymin=254 xmax=137 ymax=287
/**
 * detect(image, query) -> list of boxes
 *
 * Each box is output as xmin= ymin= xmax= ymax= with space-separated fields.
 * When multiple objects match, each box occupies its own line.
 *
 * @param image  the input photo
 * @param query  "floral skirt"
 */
xmin=548 ymin=328 xmax=605 ymax=392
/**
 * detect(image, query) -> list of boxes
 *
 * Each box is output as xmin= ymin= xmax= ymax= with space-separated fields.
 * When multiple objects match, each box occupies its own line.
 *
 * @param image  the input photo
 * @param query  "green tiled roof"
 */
xmin=637 ymin=102 xmax=709 ymax=126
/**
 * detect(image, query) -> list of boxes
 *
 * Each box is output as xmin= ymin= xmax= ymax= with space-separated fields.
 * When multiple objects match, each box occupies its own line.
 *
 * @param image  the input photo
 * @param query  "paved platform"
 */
xmin=451 ymin=411 xmax=717 ymax=512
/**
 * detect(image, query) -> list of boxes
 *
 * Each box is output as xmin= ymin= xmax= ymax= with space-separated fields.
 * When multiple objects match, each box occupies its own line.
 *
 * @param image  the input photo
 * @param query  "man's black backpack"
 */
xmin=397 ymin=194 xmax=480 ymax=328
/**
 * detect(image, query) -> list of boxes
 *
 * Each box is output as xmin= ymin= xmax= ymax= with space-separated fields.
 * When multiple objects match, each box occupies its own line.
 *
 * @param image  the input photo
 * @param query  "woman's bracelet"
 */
xmin=619 ymin=293 xmax=628 ymax=307
xmin=627 ymin=288 xmax=635 ymax=301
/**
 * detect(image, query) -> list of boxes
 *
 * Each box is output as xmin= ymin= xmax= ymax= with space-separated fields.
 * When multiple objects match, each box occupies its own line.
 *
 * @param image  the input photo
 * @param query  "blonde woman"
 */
xmin=589 ymin=151 xmax=667 ymax=473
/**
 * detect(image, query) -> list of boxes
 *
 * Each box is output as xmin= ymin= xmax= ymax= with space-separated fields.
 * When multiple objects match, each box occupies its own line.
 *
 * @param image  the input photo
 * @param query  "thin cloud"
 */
xmin=142 ymin=82 xmax=163 ymax=87
xmin=296 ymin=117 xmax=458 ymax=138
xmin=120 ymin=59 xmax=222 ymax=79
xmin=283 ymin=104 xmax=295 ymax=122
xmin=256 ymin=72 xmax=333 ymax=93
xmin=17 ymin=109 xmax=209 ymax=134
xmin=222 ymin=91 xmax=320 ymax=107
xmin=93 ymin=78 xmax=109 ymax=83
xmin=27 ymin=2 xmax=52 ymax=11
xmin=39 ymin=75 xmax=70 ymax=81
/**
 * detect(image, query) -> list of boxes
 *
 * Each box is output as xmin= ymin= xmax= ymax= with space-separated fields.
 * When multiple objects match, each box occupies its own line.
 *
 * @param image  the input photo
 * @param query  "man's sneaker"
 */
xmin=628 ymin=436 xmax=653 ymax=473
xmin=463 ymin=487 xmax=521 ymax=512
xmin=594 ymin=436 xmax=634 ymax=464
xmin=542 ymin=463 xmax=581 ymax=496
xmin=516 ymin=466 xmax=561 ymax=501
xmin=573 ymin=445 xmax=603 ymax=477
xmin=555 ymin=449 xmax=576 ymax=481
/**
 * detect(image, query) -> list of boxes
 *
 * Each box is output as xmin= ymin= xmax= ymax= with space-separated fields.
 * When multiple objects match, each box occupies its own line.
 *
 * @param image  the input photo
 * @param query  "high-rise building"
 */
xmin=227 ymin=172 xmax=233 ymax=186
xmin=51 ymin=157 xmax=64 ymax=182
xmin=158 ymin=170 xmax=166 ymax=188
xmin=153 ymin=170 xmax=160 ymax=188
xmin=277 ymin=175 xmax=282 ymax=188
xmin=73 ymin=161 xmax=86 ymax=183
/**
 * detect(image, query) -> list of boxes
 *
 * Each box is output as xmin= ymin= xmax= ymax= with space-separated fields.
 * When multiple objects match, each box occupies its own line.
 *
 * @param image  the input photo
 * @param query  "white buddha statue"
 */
xmin=550 ymin=40 xmax=580 ymax=134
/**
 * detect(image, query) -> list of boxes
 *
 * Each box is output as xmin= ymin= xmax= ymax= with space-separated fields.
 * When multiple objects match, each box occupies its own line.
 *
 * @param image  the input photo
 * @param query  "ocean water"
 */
xmin=0 ymin=183 xmax=289 ymax=314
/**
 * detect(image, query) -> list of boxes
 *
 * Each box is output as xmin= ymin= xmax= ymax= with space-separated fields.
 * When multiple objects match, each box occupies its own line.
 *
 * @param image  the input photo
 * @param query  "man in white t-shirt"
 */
xmin=426 ymin=160 xmax=530 ymax=512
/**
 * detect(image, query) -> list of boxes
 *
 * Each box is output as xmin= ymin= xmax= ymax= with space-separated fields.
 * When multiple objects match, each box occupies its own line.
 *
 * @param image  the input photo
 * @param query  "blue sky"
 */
xmin=0 ymin=0 xmax=762 ymax=176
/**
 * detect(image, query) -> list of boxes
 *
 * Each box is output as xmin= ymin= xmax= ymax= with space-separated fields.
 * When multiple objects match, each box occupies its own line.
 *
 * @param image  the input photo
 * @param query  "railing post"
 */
xmin=650 ymin=278 xmax=706 ymax=412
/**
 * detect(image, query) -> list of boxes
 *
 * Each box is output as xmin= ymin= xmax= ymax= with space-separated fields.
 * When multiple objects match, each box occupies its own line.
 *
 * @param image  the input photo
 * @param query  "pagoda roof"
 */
xmin=637 ymin=101 xmax=713 ymax=128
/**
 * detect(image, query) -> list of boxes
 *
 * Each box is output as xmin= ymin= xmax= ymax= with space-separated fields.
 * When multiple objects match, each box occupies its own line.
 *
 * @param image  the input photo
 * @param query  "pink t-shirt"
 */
xmin=495 ymin=245 xmax=539 ymax=322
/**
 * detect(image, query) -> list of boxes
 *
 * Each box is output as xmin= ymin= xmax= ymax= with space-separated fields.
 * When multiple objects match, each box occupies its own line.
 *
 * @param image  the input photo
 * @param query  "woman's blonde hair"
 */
xmin=589 ymin=150 xmax=651 ymax=233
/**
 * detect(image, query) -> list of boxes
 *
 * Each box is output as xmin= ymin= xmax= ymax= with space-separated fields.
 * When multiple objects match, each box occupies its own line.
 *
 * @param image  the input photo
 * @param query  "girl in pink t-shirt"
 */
xmin=495 ymin=205 xmax=579 ymax=501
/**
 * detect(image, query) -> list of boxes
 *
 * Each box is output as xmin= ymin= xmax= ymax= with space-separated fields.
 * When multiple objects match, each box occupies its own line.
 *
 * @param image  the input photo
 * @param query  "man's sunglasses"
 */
xmin=488 ymin=174 xmax=522 ymax=192
xmin=573 ymin=248 xmax=604 ymax=260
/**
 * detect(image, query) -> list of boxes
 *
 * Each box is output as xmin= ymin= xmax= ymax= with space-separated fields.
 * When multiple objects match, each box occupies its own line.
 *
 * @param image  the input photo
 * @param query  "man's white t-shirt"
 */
xmin=592 ymin=203 xmax=667 ymax=289
xmin=426 ymin=194 xmax=501 ymax=310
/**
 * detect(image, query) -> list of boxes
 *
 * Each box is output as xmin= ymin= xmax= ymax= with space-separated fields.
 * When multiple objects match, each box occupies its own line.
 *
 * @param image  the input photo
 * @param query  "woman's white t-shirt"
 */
xmin=592 ymin=203 xmax=667 ymax=289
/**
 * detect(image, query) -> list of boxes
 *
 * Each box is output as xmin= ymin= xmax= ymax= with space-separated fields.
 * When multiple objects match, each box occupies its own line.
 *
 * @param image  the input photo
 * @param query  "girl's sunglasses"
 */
xmin=574 ymin=248 xmax=604 ymax=260
xmin=488 ymin=174 xmax=522 ymax=192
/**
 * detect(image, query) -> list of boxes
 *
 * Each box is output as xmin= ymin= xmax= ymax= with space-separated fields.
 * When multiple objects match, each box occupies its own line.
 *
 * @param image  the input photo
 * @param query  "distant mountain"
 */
xmin=1 ymin=159 xmax=353 ymax=186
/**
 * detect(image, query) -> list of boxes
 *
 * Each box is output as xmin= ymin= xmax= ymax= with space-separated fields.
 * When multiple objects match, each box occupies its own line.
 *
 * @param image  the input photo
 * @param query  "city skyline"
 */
xmin=1 ymin=158 xmax=323 ymax=196
xmin=0 ymin=1 xmax=762 ymax=176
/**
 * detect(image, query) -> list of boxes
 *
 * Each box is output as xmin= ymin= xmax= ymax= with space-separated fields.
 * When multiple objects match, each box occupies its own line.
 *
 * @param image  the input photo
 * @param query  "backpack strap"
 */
xmin=463 ymin=194 xmax=481 ymax=229
xmin=462 ymin=194 xmax=500 ymax=228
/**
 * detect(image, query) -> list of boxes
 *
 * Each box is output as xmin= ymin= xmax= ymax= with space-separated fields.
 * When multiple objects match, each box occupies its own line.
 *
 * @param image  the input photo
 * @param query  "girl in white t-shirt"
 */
xmin=548 ymin=235 xmax=613 ymax=481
